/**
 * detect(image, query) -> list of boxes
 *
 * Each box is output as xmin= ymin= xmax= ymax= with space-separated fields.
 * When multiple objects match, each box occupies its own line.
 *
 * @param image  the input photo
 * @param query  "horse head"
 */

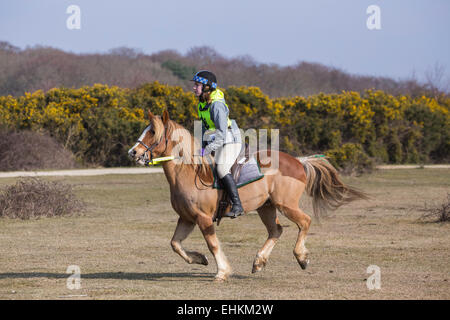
xmin=128 ymin=109 xmax=171 ymax=165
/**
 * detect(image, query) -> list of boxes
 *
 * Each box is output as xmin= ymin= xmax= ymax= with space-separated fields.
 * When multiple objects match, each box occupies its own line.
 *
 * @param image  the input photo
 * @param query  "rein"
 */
xmin=195 ymin=164 xmax=214 ymax=189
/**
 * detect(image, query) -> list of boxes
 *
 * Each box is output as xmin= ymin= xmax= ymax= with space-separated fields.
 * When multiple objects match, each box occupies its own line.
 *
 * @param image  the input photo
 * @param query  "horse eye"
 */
xmin=150 ymin=129 xmax=155 ymax=135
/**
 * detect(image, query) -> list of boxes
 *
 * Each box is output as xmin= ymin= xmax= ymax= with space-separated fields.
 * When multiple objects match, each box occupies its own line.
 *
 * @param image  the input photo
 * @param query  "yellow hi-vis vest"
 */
xmin=197 ymin=89 xmax=232 ymax=130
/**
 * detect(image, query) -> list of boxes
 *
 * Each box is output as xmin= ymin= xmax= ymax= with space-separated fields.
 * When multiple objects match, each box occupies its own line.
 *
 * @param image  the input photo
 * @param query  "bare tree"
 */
xmin=425 ymin=62 xmax=449 ymax=95
xmin=0 ymin=42 xmax=444 ymax=97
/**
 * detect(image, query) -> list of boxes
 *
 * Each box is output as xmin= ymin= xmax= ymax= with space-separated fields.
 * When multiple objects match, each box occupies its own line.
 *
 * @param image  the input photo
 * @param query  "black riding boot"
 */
xmin=220 ymin=173 xmax=244 ymax=219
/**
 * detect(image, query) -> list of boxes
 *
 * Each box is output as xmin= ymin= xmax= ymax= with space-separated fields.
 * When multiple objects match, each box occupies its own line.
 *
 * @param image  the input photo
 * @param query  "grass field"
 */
xmin=0 ymin=168 xmax=449 ymax=300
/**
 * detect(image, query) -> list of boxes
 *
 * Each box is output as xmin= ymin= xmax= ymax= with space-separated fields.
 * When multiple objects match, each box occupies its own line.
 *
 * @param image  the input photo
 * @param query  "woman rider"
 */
xmin=191 ymin=70 xmax=244 ymax=219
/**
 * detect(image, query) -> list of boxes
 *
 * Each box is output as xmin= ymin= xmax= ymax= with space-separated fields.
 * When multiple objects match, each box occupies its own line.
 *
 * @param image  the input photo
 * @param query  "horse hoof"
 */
xmin=252 ymin=254 xmax=267 ymax=273
xmin=214 ymin=270 xmax=231 ymax=282
xmin=252 ymin=261 xmax=266 ymax=273
xmin=299 ymin=259 xmax=310 ymax=270
xmin=214 ymin=276 xmax=226 ymax=282
xmin=252 ymin=255 xmax=267 ymax=273
xmin=188 ymin=252 xmax=209 ymax=266
xmin=199 ymin=255 xmax=209 ymax=266
xmin=252 ymin=264 xmax=262 ymax=273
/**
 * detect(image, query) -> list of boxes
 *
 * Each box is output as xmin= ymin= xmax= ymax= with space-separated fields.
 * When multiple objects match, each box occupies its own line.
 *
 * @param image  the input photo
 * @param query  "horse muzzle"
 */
xmin=128 ymin=148 xmax=137 ymax=159
xmin=128 ymin=147 xmax=147 ymax=166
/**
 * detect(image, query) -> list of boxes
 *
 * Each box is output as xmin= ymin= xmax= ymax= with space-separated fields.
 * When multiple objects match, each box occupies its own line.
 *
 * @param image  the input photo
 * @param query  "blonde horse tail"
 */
xmin=299 ymin=155 xmax=369 ymax=219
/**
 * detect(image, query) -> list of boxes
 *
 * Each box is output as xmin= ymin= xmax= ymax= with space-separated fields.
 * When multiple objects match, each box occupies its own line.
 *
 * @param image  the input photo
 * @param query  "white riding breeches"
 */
xmin=214 ymin=143 xmax=242 ymax=179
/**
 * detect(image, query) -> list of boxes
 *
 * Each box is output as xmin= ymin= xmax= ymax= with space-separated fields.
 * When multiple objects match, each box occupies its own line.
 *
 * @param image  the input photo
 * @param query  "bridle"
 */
xmin=135 ymin=123 xmax=169 ymax=166
xmin=132 ymin=122 xmax=213 ymax=189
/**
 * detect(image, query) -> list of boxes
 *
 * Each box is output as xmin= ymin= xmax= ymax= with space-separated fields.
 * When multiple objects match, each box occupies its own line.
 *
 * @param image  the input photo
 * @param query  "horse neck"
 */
xmin=161 ymin=153 xmax=210 ymax=190
xmin=160 ymin=121 xmax=211 ymax=189
xmin=161 ymin=160 xmax=178 ymax=187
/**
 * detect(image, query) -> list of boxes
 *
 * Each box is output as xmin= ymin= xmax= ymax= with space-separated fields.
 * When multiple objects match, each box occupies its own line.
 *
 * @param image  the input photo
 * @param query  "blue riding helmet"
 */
xmin=191 ymin=70 xmax=217 ymax=89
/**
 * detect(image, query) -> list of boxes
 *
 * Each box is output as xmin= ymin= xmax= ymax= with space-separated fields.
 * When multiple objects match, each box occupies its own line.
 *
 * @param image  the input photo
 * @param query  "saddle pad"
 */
xmin=213 ymin=156 xmax=264 ymax=189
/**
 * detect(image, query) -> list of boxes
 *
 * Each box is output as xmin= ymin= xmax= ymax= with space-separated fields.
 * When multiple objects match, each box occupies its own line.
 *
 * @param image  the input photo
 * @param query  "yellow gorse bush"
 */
xmin=0 ymin=82 xmax=448 ymax=167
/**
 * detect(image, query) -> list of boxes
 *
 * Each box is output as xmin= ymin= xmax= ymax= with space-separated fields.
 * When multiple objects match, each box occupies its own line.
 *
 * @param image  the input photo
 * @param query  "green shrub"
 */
xmin=326 ymin=143 xmax=375 ymax=175
xmin=161 ymin=60 xmax=197 ymax=80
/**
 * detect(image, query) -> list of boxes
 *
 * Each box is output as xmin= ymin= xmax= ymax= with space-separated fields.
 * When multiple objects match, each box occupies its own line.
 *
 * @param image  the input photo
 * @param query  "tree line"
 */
xmin=0 ymin=41 xmax=444 ymax=99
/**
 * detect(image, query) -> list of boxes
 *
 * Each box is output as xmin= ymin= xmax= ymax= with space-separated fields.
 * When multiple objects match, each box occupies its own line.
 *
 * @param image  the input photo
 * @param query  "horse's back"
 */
xmin=255 ymin=150 xmax=307 ymax=184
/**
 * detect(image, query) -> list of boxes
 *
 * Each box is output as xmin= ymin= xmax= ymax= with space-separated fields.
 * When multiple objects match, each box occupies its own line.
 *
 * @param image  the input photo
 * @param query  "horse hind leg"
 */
xmin=252 ymin=202 xmax=283 ymax=273
xmin=171 ymin=218 xmax=208 ymax=266
xmin=276 ymin=204 xmax=311 ymax=270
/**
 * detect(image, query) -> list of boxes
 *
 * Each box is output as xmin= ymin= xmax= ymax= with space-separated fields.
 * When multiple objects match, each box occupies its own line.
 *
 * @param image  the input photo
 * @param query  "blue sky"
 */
xmin=1 ymin=0 xmax=449 ymax=84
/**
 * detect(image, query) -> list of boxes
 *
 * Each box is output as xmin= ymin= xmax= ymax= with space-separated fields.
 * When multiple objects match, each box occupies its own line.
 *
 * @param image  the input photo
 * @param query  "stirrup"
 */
xmin=223 ymin=207 xmax=244 ymax=219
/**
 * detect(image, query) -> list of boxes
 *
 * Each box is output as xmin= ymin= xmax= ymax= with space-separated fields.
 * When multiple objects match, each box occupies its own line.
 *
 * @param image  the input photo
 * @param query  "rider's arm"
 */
xmin=203 ymin=101 xmax=229 ymax=155
xmin=201 ymin=121 xmax=207 ymax=148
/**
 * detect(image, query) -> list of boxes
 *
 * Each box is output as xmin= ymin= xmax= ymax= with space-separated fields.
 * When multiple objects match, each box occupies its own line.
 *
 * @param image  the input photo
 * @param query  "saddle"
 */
xmin=212 ymin=144 xmax=264 ymax=189
xmin=212 ymin=144 xmax=264 ymax=225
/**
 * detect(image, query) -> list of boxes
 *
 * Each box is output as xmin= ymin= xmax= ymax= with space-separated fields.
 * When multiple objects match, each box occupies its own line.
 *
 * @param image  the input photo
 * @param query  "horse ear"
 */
xmin=148 ymin=109 xmax=155 ymax=120
xmin=162 ymin=109 xmax=170 ymax=125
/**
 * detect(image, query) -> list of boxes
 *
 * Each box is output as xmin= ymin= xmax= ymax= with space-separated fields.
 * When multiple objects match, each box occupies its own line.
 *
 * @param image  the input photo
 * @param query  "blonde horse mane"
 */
xmin=158 ymin=118 xmax=213 ymax=179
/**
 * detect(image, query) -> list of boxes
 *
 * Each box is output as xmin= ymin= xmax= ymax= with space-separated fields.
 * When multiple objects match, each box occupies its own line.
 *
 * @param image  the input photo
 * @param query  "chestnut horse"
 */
xmin=128 ymin=110 xmax=368 ymax=281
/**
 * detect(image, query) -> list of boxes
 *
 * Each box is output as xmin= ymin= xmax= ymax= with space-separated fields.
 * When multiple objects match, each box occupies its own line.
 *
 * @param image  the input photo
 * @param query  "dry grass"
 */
xmin=0 ymin=168 xmax=449 ymax=300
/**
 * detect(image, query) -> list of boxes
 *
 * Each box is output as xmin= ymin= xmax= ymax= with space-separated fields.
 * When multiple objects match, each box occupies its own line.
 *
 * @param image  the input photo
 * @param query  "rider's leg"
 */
xmin=216 ymin=143 xmax=244 ymax=218
xmin=220 ymin=174 xmax=244 ymax=218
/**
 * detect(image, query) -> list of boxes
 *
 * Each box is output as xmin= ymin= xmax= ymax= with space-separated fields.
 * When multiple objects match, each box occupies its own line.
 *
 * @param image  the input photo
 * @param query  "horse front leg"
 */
xmin=171 ymin=218 xmax=208 ymax=265
xmin=197 ymin=214 xmax=232 ymax=282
